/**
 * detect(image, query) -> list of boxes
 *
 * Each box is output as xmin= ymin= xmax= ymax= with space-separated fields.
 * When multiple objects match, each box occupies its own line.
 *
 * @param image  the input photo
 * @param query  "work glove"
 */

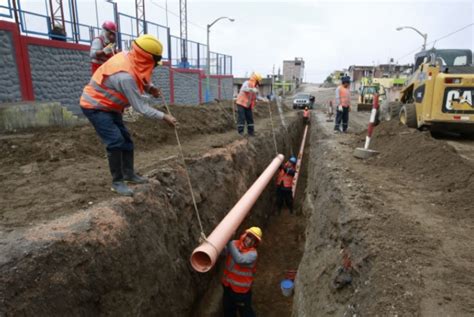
xmin=103 ymin=43 xmax=115 ymax=55
xmin=250 ymin=88 xmax=259 ymax=94
xmin=337 ymin=105 xmax=343 ymax=111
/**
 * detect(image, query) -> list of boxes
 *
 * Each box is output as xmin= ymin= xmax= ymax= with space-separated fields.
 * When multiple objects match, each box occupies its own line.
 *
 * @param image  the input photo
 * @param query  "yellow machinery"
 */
xmin=388 ymin=49 xmax=474 ymax=134
xmin=358 ymin=84 xmax=385 ymax=111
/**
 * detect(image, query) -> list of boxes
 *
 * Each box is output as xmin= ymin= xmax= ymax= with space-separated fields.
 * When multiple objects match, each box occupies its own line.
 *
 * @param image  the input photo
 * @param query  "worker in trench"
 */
xmin=334 ymin=76 xmax=352 ymax=133
xmin=303 ymin=106 xmax=310 ymax=125
xmin=80 ymin=34 xmax=177 ymax=196
xmin=90 ymin=21 xmax=119 ymax=75
xmin=275 ymin=156 xmax=297 ymax=214
xmin=235 ymin=72 xmax=267 ymax=136
xmin=222 ymin=227 xmax=262 ymax=317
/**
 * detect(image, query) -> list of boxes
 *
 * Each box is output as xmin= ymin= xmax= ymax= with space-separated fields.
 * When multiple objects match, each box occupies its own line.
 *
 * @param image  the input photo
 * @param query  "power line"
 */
xmin=149 ymin=0 xmax=206 ymax=31
xmin=396 ymin=22 xmax=474 ymax=62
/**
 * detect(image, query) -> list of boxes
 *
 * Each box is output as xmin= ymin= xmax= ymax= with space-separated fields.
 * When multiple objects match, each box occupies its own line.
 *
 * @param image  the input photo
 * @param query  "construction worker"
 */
xmin=235 ymin=72 xmax=265 ymax=136
xmin=80 ymin=34 xmax=177 ymax=196
xmin=334 ymin=76 xmax=351 ymax=133
xmin=90 ymin=21 xmax=119 ymax=74
xmin=303 ymin=106 xmax=310 ymax=125
xmin=276 ymin=156 xmax=297 ymax=214
xmin=222 ymin=227 xmax=262 ymax=317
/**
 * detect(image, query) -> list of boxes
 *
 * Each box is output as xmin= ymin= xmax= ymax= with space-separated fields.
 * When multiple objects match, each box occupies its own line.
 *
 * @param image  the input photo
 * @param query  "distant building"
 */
xmin=283 ymin=58 xmax=305 ymax=86
xmin=348 ymin=63 xmax=413 ymax=91
xmin=348 ymin=66 xmax=374 ymax=91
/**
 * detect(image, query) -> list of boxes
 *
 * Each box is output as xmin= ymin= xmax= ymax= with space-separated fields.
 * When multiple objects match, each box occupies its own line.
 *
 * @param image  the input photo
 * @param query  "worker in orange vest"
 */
xmin=334 ymin=76 xmax=351 ymax=133
xmin=80 ymin=34 xmax=177 ymax=196
xmin=235 ymin=72 xmax=265 ymax=136
xmin=90 ymin=21 xmax=119 ymax=74
xmin=303 ymin=106 xmax=310 ymax=125
xmin=222 ymin=227 xmax=262 ymax=317
xmin=276 ymin=156 xmax=297 ymax=214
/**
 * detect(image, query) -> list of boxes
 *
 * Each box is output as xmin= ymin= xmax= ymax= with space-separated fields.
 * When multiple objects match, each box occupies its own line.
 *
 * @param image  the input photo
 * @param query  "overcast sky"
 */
xmin=12 ymin=0 xmax=474 ymax=82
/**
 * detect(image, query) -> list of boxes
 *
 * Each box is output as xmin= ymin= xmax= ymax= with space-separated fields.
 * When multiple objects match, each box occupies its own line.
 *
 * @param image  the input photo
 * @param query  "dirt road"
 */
xmin=293 ymin=84 xmax=474 ymax=316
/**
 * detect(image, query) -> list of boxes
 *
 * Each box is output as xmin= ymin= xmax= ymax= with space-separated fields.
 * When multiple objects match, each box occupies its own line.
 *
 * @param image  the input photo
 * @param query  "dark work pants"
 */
xmin=237 ymin=105 xmax=255 ymax=135
xmin=223 ymin=286 xmax=255 ymax=317
xmin=276 ymin=187 xmax=293 ymax=214
xmin=334 ymin=107 xmax=349 ymax=132
xmin=82 ymin=108 xmax=134 ymax=151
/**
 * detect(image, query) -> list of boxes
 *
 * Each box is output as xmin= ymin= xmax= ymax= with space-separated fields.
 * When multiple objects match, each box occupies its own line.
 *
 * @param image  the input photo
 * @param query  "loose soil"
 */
xmin=0 ymin=100 xmax=304 ymax=316
xmin=292 ymin=85 xmax=474 ymax=316
xmin=0 ymin=101 xmax=284 ymax=229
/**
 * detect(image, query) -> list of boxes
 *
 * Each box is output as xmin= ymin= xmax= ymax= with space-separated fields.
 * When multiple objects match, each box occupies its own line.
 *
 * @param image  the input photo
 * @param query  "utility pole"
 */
xmin=205 ymin=17 xmax=234 ymax=102
xmin=179 ymin=0 xmax=188 ymax=67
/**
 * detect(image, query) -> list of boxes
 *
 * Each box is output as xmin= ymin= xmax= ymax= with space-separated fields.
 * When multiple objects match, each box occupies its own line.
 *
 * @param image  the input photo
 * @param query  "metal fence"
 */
xmin=0 ymin=1 xmax=232 ymax=74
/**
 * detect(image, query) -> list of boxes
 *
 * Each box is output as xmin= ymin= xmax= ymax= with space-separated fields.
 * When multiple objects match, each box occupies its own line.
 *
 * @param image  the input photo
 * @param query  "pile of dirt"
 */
xmin=0 ymin=101 xmax=286 ymax=228
xmin=369 ymin=120 xmax=474 ymax=219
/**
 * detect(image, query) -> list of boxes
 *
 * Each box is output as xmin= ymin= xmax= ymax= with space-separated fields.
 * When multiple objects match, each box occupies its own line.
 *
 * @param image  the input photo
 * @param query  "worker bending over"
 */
xmin=276 ymin=156 xmax=297 ymax=214
xmin=80 ymin=34 xmax=177 ymax=196
xmin=90 ymin=21 xmax=119 ymax=74
xmin=303 ymin=106 xmax=310 ymax=125
xmin=334 ymin=76 xmax=352 ymax=133
xmin=235 ymin=72 xmax=265 ymax=136
xmin=222 ymin=227 xmax=262 ymax=317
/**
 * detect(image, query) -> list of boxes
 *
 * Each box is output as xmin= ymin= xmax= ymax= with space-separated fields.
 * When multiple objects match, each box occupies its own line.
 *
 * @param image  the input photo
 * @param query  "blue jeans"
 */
xmin=81 ymin=108 xmax=134 ymax=152
xmin=335 ymin=107 xmax=349 ymax=131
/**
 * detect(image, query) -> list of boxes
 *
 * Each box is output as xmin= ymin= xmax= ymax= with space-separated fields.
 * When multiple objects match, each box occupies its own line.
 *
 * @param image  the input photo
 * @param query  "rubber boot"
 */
xmin=107 ymin=150 xmax=133 ymax=196
xmin=122 ymin=150 xmax=148 ymax=184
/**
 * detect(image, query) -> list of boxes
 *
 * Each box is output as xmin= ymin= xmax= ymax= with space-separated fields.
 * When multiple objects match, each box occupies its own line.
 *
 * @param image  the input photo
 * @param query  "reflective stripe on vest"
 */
xmin=339 ymin=86 xmax=350 ymax=107
xmin=80 ymin=80 xmax=129 ymax=113
xmin=222 ymin=242 xmax=256 ymax=293
xmin=281 ymin=173 xmax=294 ymax=188
xmin=236 ymin=80 xmax=257 ymax=109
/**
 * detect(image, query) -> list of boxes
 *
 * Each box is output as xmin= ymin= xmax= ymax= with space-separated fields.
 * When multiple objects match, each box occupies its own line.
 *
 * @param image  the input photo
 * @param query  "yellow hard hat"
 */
xmin=134 ymin=34 xmax=163 ymax=65
xmin=245 ymin=226 xmax=263 ymax=241
xmin=251 ymin=72 xmax=263 ymax=83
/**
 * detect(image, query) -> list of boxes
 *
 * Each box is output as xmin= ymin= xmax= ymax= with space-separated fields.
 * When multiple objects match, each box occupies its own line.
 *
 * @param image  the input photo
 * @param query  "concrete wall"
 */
xmin=28 ymin=44 xmax=90 ymax=114
xmin=220 ymin=78 xmax=233 ymax=100
xmin=151 ymin=66 xmax=171 ymax=104
xmin=0 ymin=21 xmax=234 ymax=113
xmin=173 ymin=71 xmax=200 ymax=105
xmin=0 ymin=30 xmax=21 ymax=103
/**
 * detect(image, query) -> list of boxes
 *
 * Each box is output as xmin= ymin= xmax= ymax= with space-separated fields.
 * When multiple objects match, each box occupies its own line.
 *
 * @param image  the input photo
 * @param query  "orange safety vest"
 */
xmin=222 ymin=240 xmax=257 ymax=294
xmin=303 ymin=109 xmax=310 ymax=118
xmin=338 ymin=85 xmax=351 ymax=107
xmin=276 ymin=162 xmax=295 ymax=188
xmin=81 ymin=42 xmax=154 ymax=113
xmin=236 ymin=79 xmax=258 ymax=109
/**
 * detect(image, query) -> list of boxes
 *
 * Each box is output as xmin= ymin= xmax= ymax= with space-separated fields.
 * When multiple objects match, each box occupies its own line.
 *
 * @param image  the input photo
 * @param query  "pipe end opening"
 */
xmin=190 ymin=251 xmax=213 ymax=273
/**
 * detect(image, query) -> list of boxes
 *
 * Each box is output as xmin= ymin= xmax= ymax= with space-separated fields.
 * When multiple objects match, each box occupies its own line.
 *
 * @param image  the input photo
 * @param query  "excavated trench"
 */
xmin=0 ymin=106 xmax=305 ymax=316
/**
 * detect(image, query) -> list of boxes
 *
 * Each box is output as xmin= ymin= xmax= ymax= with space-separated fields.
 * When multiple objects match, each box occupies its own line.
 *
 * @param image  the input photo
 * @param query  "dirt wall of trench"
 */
xmin=292 ymin=119 xmax=374 ymax=316
xmin=0 ymin=110 xmax=302 ymax=316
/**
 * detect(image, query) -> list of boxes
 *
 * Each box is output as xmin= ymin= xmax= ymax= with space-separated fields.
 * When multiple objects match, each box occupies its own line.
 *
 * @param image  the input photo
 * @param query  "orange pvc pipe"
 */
xmin=292 ymin=125 xmax=309 ymax=198
xmin=190 ymin=154 xmax=285 ymax=273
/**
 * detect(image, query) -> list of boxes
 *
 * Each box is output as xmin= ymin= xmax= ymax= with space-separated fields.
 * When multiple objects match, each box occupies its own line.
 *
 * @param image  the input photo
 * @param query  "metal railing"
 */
xmin=0 ymin=0 xmax=12 ymax=18
xmin=0 ymin=2 xmax=232 ymax=74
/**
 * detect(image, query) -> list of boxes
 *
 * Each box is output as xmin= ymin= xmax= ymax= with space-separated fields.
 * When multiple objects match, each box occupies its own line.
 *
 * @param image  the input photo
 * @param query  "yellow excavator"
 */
xmin=388 ymin=49 xmax=474 ymax=135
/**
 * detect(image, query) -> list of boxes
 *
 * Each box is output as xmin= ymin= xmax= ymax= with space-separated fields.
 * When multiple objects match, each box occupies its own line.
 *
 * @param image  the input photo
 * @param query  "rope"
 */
xmin=159 ymin=94 xmax=206 ymax=237
xmin=267 ymin=101 xmax=279 ymax=156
